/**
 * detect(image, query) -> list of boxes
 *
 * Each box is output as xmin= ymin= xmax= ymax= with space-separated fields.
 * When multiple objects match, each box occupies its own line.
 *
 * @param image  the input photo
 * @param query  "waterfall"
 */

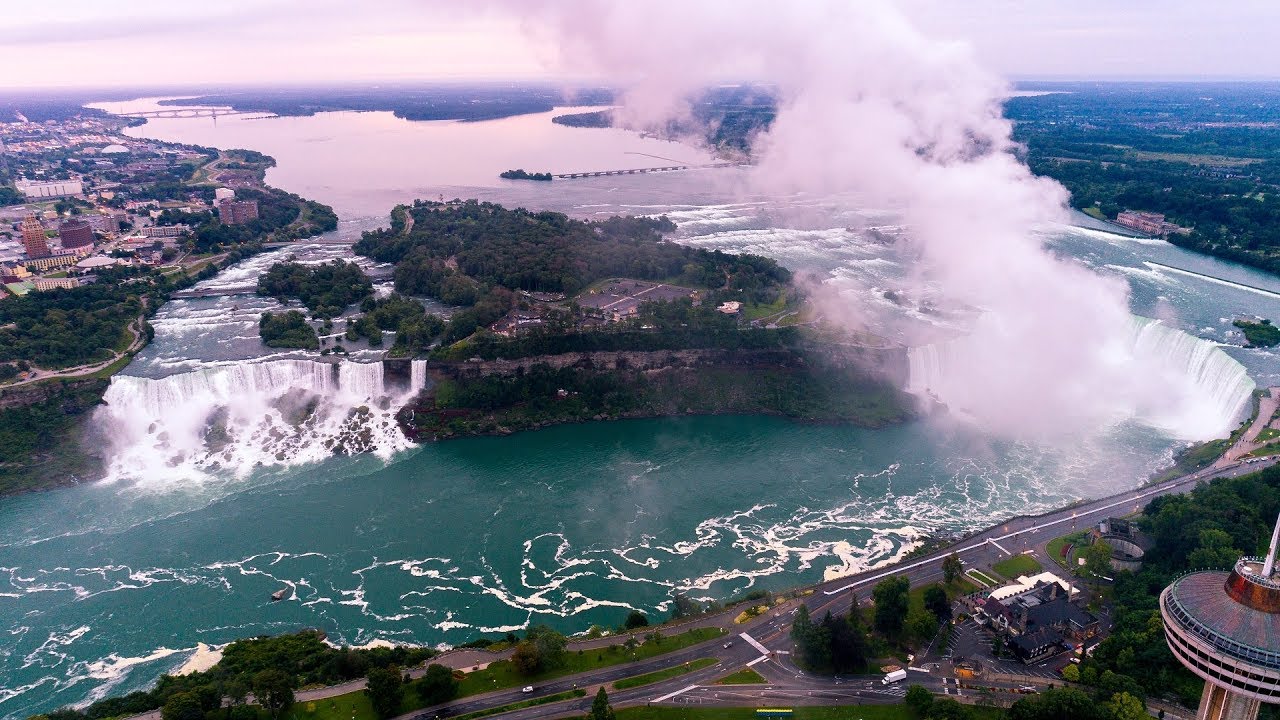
xmin=410 ymin=359 xmax=428 ymax=392
xmin=97 ymin=359 xmax=424 ymax=484
xmin=908 ymin=316 xmax=1255 ymax=439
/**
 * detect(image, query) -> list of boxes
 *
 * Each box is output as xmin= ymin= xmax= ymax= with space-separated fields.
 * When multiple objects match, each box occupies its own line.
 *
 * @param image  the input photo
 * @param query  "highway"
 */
xmin=394 ymin=455 xmax=1276 ymax=718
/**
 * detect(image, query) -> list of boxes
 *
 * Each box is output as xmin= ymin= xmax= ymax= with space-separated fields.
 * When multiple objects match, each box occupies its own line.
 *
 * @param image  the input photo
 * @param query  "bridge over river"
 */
xmin=554 ymin=161 xmax=736 ymax=179
xmin=118 ymin=108 xmax=264 ymax=119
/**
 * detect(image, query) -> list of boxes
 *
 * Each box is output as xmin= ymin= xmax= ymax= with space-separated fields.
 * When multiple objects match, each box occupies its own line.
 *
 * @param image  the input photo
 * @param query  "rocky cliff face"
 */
xmin=0 ymin=378 xmax=108 ymax=411
xmin=395 ymin=343 xmax=909 ymax=387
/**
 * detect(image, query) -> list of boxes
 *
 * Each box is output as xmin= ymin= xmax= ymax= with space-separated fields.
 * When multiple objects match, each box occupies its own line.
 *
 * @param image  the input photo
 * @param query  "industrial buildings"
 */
xmin=15 ymin=178 xmax=84 ymax=199
xmin=218 ymin=199 xmax=259 ymax=226
xmin=1161 ymin=515 xmax=1280 ymax=719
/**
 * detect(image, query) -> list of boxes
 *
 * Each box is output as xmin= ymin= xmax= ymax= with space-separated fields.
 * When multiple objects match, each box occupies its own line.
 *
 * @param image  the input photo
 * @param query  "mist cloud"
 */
xmin=491 ymin=0 xmax=1238 ymax=440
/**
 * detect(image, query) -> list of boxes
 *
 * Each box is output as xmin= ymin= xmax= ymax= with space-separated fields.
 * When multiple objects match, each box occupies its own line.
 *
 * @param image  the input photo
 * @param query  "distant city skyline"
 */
xmin=3 ymin=0 xmax=1279 ymax=90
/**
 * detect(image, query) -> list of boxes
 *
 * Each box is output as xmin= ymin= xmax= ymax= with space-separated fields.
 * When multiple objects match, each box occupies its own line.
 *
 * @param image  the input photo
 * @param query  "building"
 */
xmin=717 ymin=301 xmax=742 ymax=315
xmin=1161 ymin=514 xmax=1280 ymax=719
xmin=26 ymin=251 xmax=82 ymax=273
xmin=976 ymin=577 xmax=1098 ymax=664
xmin=33 ymin=277 xmax=81 ymax=291
xmin=214 ymin=187 xmax=236 ymax=202
xmin=16 ymin=178 xmax=84 ymax=199
xmin=141 ymin=224 xmax=190 ymax=238
xmin=20 ymin=215 xmax=50 ymax=258
xmin=58 ymin=218 xmax=95 ymax=249
xmin=218 ymin=199 xmax=259 ymax=226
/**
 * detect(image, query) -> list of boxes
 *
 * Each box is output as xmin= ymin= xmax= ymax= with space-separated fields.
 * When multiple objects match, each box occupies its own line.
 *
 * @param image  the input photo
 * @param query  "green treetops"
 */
xmin=873 ymin=575 xmax=911 ymax=640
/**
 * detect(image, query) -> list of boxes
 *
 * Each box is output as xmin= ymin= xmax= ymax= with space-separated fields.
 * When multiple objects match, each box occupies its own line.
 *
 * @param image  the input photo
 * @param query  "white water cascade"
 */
xmin=908 ymin=316 xmax=1255 ymax=440
xmin=97 ymin=359 xmax=429 ymax=483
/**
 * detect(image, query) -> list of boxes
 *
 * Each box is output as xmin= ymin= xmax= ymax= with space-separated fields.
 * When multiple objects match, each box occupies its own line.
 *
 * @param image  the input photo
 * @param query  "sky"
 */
xmin=2 ymin=0 xmax=1278 ymax=90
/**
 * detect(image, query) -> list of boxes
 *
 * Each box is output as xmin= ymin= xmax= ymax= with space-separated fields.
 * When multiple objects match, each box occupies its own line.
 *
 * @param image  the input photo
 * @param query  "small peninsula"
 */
xmin=500 ymin=168 xmax=553 ymax=181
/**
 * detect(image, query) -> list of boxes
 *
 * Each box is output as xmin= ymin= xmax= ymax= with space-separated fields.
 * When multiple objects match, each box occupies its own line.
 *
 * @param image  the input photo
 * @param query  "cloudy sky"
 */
xmin=2 ymin=0 xmax=1277 ymax=89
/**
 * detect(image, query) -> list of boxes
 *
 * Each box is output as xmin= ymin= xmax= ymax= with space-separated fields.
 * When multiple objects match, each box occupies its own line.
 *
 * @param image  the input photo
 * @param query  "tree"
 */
xmin=906 ymin=607 xmax=939 ymax=646
xmin=1187 ymin=528 xmax=1240 ymax=569
xmin=1008 ymin=687 xmax=1105 ymax=720
xmin=789 ymin=605 xmax=831 ymax=670
xmin=415 ymin=664 xmax=458 ymax=706
xmin=925 ymin=698 xmax=973 ymax=720
xmin=942 ymin=553 xmax=963 ymax=585
xmin=364 ymin=665 xmax=404 ymax=719
xmin=160 ymin=692 xmax=205 ymax=720
xmin=224 ymin=676 xmax=250 ymax=714
xmin=825 ymin=611 xmax=867 ymax=673
xmin=923 ymin=584 xmax=952 ymax=623
xmin=1061 ymin=663 xmax=1080 ymax=683
xmin=251 ymin=669 xmax=294 ymax=720
xmin=512 ymin=625 xmax=567 ymax=675
xmin=905 ymin=684 xmax=934 ymax=716
xmin=1083 ymin=540 xmax=1113 ymax=581
xmin=873 ymin=575 xmax=911 ymax=640
xmin=588 ymin=687 xmax=616 ymax=720
xmin=1105 ymin=692 xmax=1147 ymax=720
xmin=623 ymin=610 xmax=649 ymax=630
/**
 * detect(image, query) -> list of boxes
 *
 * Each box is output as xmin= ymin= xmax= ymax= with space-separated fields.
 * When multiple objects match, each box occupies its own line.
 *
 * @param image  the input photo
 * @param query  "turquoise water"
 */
xmin=2 ymin=101 xmax=1279 ymax=718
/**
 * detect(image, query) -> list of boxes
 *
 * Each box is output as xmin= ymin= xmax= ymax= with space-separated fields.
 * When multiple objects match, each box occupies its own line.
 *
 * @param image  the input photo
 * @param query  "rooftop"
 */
xmin=1166 ymin=570 xmax=1280 ymax=664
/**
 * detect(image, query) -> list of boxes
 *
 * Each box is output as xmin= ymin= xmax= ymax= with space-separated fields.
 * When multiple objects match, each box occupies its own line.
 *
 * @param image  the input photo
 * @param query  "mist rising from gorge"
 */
xmin=484 ymin=0 xmax=1244 ymax=441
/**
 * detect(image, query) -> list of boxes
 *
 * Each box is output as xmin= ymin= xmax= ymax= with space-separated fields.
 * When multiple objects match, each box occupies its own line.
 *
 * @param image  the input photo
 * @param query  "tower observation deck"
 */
xmin=1161 ymin=514 xmax=1280 ymax=720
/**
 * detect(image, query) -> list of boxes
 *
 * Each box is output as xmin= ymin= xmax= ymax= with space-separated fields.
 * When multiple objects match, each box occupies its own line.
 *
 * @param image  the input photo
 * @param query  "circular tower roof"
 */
xmin=1162 ymin=559 xmax=1280 ymax=704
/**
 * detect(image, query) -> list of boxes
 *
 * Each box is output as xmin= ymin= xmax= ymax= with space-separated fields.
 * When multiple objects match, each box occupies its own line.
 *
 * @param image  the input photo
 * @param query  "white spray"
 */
xmin=499 ymin=0 xmax=1248 ymax=439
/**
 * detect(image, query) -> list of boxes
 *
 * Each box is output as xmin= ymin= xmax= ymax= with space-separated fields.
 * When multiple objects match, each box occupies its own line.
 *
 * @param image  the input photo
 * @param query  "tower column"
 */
xmin=1198 ymin=683 xmax=1262 ymax=720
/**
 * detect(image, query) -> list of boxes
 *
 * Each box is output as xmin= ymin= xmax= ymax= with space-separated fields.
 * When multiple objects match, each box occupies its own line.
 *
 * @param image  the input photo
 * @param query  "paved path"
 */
xmin=1225 ymin=386 xmax=1280 ymax=462
xmin=1 ymin=312 xmax=146 ymax=388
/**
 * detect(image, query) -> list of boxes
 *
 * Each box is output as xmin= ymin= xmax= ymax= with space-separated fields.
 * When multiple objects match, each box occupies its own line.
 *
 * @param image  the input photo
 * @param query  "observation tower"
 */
xmin=1161 ymin=514 xmax=1280 ymax=719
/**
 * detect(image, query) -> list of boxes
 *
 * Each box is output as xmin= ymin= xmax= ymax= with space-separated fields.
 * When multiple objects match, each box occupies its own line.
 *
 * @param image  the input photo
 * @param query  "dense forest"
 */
xmin=1006 ymin=82 xmax=1280 ymax=274
xmin=258 ymin=310 xmax=319 ymax=349
xmin=357 ymin=199 xmax=787 ymax=297
xmin=344 ymin=294 xmax=445 ymax=351
xmin=353 ymin=200 xmax=791 ymax=351
xmin=257 ymin=260 xmax=372 ymax=318
xmin=0 ymin=282 xmax=146 ymax=368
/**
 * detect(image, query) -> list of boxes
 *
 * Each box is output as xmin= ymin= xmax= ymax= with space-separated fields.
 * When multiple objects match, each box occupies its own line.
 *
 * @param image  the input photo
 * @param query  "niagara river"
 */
xmin=2 ymin=99 xmax=1280 ymax=718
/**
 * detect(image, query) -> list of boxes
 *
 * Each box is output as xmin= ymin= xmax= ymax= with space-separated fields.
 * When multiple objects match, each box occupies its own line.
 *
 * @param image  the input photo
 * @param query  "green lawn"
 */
xmin=598 ymin=704 xmax=1006 ymax=719
xmin=615 ymin=658 xmax=718 ymax=689
xmin=1257 ymin=427 xmax=1280 ymax=442
xmin=457 ymin=627 xmax=726 ymax=697
xmin=966 ymin=569 xmax=999 ymax=587
xmin=715 ymin=668 xmax=766 ymax=685
xmin=992 ymin=554 xmax=1043 ymax=580
xmin=1046 ymin=532 xmax=1091 ymax=572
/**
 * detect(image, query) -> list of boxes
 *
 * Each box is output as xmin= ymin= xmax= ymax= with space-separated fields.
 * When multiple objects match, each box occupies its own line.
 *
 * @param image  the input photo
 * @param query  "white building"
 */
xmin=16 ymin=179 xmax=84 ymax=199
xmin=214 ymin=187 xmax=236 ymax=202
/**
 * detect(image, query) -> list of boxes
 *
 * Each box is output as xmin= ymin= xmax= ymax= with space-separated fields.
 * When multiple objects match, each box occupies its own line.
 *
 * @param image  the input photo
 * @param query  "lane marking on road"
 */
xmin=822 ymin=465 xmax=1248 ymax=596
xmin=988 ymin=538 xmax=1011 ymax=557
xmin=740 ymin=632 xmax=769 ymax=655
xmin=746 ymin=655 xmax=769 ymax=667
xmin=651 ymin=684 xmax=700 ymax=703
